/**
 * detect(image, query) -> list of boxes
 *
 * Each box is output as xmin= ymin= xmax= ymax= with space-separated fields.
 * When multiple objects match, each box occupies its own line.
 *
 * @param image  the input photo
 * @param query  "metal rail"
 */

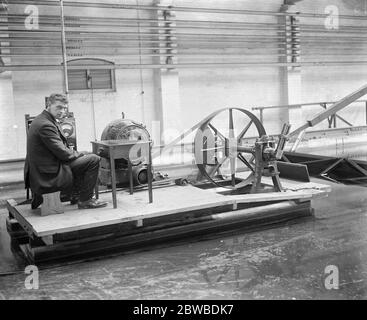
xmin=289 ymin=85 xmax=367 ymax=138
xmin=253 ymin=99 xmax=367 ymax=128
xmin=253 ymin=99 xmax=367 ymax=111
xmin=0 ymin=12 xmax=363 ymax=26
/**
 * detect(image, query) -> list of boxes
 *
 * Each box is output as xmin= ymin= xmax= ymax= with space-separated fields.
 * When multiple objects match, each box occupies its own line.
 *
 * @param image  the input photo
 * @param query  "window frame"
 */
xmin=65 ymin=58 xmax=116 ymax=93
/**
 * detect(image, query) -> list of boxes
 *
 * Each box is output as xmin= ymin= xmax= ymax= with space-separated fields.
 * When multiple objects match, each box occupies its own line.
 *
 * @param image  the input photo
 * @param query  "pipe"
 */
xmin=0 ymin=19 xmax=286 ymax=30
xmin=5 ymin=41 xmax=367 ymax=51
xmin=6 ymin=0 xmax=367 ymax=20
xmin=6 ymin=22 xmax=367 ymax=40
xmin=4 ymin=61 xmax=367 ymax=72
xmin=1 ymin=14 xmax=286 ymax=27
xmin=0 ymin=22 xmax=284 ymax=32
xmin=2 ymin=14 xmax=281 ymax=27
xmin=4 ymin=18 xmax=367 ymax=35
xmin=0 ymin=53 xmax=290 ymax=58
xmin=1 ymin=34 xmax=287 ymax=42
xmin=1 ymin=30 xmax=287 ymax=40
xmin=5 ymin=36 xmax=367 ymax=47
xmin=5 ymin=53 xmax=366 ymax=59
xmin=1 ymin=38 xmax=287 ymax=46
xmin=1 ymin=15 xmax=365 ymax=35
xmin=59 ymin=0 xmax=69 ymax=98
xmin=0 ymin=45 xmax=288 ymax=53
xmin=3 ymin=12 xmax=367 ymax=31
xmin=0 ymin=51 xmax=291 ymax=56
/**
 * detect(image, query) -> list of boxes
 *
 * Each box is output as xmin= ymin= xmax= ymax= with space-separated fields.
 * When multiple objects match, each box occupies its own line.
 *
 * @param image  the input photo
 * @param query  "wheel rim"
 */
xmin=194 ymin=107 xmax=266 ymax=190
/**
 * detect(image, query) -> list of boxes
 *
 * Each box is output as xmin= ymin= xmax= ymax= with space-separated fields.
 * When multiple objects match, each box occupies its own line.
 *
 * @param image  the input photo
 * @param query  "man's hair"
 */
xmin=46 ymin=93 xmax=68 ymax=108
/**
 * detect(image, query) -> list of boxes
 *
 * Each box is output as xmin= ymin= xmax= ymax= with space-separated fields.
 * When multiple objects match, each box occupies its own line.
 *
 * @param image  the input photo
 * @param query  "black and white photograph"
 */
xmin=0 ymin=0 xmax=367 ymax=304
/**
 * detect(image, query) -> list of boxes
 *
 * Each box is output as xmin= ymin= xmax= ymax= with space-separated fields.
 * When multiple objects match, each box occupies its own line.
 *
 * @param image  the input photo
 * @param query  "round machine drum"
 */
xmin=100 ymin=119 xmax=150 ymax=170
xmin=101 ymin=119 xmax=150 ymax=142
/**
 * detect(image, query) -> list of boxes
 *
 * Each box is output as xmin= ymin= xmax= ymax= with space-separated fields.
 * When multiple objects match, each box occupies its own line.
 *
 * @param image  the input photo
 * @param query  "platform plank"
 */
xmin=8 ymin=181 xmax=331 ymax=238
xmin=21 ymin=201 xmax=313 ymax=264
xmin=10 ymin=185 xmax=234 ymax=237
xmin=229 ymin=189 xmax=328 ymax=204
xmin=211 ymin=177 xmax=331 ymax=196
xmin=261 ymin=177 xmax=332 ymax=192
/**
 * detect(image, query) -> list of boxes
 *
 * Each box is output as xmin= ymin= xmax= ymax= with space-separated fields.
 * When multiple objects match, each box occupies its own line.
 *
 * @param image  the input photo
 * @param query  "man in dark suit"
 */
xmin=25 ymin=93 xmax=107 ymax=210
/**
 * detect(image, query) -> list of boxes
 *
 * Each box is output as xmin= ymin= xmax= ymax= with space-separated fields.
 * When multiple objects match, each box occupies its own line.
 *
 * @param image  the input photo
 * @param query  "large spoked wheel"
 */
xmin=194 ymin=107 xmax=266 ymax=190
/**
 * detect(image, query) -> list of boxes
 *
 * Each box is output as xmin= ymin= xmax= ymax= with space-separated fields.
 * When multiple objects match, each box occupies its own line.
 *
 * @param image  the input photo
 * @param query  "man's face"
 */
xmin=47 ymin=101 xmax=67 ymax=119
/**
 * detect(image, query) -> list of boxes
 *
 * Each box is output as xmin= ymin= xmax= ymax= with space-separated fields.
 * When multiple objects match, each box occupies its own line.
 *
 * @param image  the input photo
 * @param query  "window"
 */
xmin=66 ymin=58 xmax=115 ymax=91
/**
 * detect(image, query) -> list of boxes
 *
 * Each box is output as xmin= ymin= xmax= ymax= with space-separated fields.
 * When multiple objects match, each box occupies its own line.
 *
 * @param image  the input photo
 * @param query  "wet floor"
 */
xmin=1 ymin=178 xmax=367 ymax=299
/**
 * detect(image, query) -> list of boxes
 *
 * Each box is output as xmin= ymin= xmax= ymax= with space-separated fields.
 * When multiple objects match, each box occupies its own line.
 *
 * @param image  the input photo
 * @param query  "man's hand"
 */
xmin=78 ymin=151 xmax=92 ymax=156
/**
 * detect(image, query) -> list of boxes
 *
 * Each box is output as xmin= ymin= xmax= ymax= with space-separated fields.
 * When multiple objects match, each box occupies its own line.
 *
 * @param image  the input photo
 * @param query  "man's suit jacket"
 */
xmin=24 ymin=110 xmax=81 ymax=195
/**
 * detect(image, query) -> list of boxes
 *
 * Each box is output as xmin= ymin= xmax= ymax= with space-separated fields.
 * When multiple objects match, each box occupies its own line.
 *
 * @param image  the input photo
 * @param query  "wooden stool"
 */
xmin=41 ymin=191 xmax=64 ymax=216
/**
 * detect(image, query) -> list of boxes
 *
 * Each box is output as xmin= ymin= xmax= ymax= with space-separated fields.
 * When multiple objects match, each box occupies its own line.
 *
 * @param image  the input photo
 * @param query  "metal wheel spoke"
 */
xmin=230 ymin=157 xmax=236 ymax=186
xmin=208 ymin=156 xmax=228 ymax=178
xmin=229 ymin=108 xmax=235 ymax=138
xmin=194 ymin=107 xmax=266 ymax=190
xmin=208 ymin=123 xmax=226 ymax=141
xmin=237 ymin=153 xmax=255 ymax=173
xmin=202 ymin=135 xmax=208 ymax=165
xmin=237 ymin=120 xmax=253 ymax=141
xmin=201 ymin=145 xmax=225 ymax=153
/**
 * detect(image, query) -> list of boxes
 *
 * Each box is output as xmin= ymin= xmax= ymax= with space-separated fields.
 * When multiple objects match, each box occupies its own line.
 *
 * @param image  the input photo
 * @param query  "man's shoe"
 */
xmin=77 ymin=198 xmax=108 ymax=209
xmin=31 ymin=194 xmax=43 ymax=209
xmin=70 ymin=196 xmax=79 ymax=205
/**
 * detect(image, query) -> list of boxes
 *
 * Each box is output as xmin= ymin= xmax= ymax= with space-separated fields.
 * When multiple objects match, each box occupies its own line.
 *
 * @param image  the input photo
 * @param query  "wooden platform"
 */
xmin=6 ymin=180 xmax=331 ymax=264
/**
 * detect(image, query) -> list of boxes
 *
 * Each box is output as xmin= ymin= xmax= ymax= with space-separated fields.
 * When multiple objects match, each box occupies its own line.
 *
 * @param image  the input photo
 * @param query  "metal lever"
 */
xmin=275 ymin=123 xmax=291 ymax=159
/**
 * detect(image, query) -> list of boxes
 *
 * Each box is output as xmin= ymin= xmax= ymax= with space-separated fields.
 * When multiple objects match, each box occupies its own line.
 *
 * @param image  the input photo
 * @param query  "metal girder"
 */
xmin=289 ymin=84 xmax=367 ymax=137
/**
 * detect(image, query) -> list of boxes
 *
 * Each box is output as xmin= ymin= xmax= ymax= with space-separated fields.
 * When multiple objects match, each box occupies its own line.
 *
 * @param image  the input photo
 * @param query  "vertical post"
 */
xmin=271 ymin=163 xmax=283 ymax=192
xmin=259 ymin=108 xmax=264 ymax=124
xmin=181 ymin=139 xmax=185 ymax=165
xmin=92 ymin=142 xmax=99 ymax=200
xmin=128 ymin=160 xmax=133 ymax=195
xmin=279 ymin=3 xmax=301 ymax=131
xmin=290 ymin=129 xmax=305 ymax=152
xmin=88 ymin=73 xmax=97 ymax=141
xmin=109 ymin=147 xmax=117 ymax=209
xmin=153 ymin=2 xmax=181 ymax=145
xmin=147 ymin=141 xmax=153 ymax=203
xmin=135 ymin=0 xmax=145 ymax=124
xmin=365 ymin=101 xmax=367 ymax=125
xmin=59 ymin=0 xmax=69 ymax=100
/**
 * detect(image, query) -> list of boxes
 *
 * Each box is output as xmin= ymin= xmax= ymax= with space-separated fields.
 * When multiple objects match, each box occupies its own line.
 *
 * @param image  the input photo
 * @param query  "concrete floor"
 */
xmin=0 ymin=178 xmax=367 ymax=299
